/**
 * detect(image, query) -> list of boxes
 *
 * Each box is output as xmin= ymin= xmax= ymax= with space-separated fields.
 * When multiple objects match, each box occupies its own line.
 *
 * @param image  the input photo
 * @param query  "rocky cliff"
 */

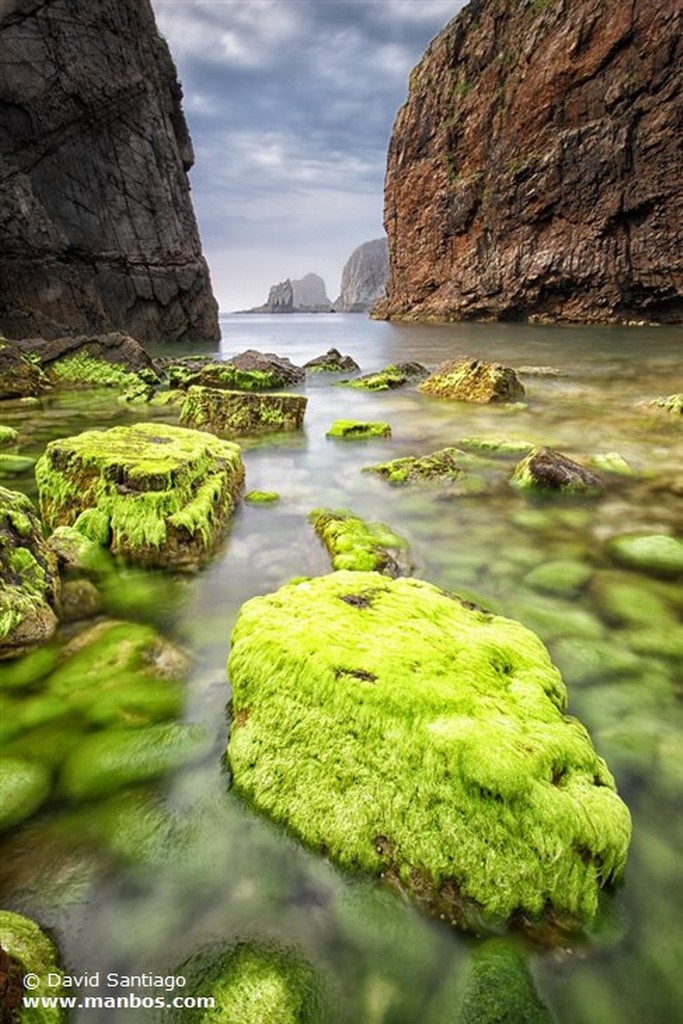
xmin=0 ymin=0 xmax=219 ymax=343
xmin=335 ymin=238 xmax=389 ymax=312
xmin=376 ymin=0 xmax=682 ymax=324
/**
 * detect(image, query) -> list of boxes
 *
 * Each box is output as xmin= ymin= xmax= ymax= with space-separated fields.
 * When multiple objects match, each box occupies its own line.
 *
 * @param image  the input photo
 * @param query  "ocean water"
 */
xmin=1 ymin=313 xmax=681 ymax=1022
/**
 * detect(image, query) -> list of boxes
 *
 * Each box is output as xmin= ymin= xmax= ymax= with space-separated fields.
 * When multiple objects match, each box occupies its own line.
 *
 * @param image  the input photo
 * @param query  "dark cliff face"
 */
xmin=0 ymin=0 xmax=219 ymax=343
xmin=376 ymin=0 xmax=682 ymax=324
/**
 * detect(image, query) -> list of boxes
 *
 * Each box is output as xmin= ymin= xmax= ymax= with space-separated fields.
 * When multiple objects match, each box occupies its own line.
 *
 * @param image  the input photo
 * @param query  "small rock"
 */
xmin=511 ymin=447 xmax=603 ymax=493
xmin=607 ymin=533 xmax=683 ymax=578
xmin=343 ymin=362 xmax=428 ymax=390
xmin=0 ymin=758 xmax=51 ymax=830
xmin=244 ymin=491 xmax=280 ymax=504
xmin=326 ymin=420 xmax=391 ymax=439
xmin=418 ymin=357 xmax=525 ymax=403
xmin=309 ymin=508 xmax=410 ymax=576
xmin=304 ymin=347 xmax=360 ymax=373
xmin=59 ymin=578 xmax=102 ymax=622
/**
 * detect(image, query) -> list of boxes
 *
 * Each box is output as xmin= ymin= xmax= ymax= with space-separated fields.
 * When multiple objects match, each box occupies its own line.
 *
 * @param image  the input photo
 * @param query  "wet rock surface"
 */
xmin=180 ymin=386 xmax=307 ymax=437
xmin=418 ymin=358 xmax=525 ymax=403
xmin=511 ymin=447 xmax=604 ymax=493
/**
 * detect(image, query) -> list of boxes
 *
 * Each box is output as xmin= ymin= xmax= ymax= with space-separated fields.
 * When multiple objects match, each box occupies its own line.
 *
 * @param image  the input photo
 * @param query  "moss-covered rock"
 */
xmin=326 ymin=420 xmax=391 ymax=440
xmin=364 ymin=447 xmax=467 ymax=485
xmin=58 ymin=578 xmax=102 ymax=622
xmin=606 ymin=533 xmax=683 ymax=578
xmin=418 ymin=358 xmax=525 ymax=403
xmin=169 ymin=350 xmax=304 ymax=391
xmin=455 ymin=437 xmax=535 ymax=455
xmin=453 ymin=939 xmax=554 ymax=1024
xmin=511 ymin=448 xmax=603 ymax=493
xmin=647 ymin=393 xmax=683 ymax=415
xmin=244 ymin=491 xmax=280 ymax=504
xmin=587 ymin=452 xmax=634 ymax=476
xmin=0 ymin=453 xmax=36 ymax=476
xmin=589 ymin=571 xmax=678 ymax=628
xmin=60 ymin=721 xmax=212 ymax=800
xmin=341 ymin=362 xmax=428 ymax=391
xmin=523 ymin=560 xmax=593 ymax=597
xmin=36 ymin=422 xmax=244 ymax=571
xmin=0 ymin=910 xmax=66 ymax=1023
xmin=49 ymin=354 xmax=152 ymax=391
xmin=0 ymin=758 xmax=52 ymax=830
xmin=180 ymin=386 xmax=307 ymax=437
xmin=0 ymin=487 xmax=60 ymax=659
xmin=309 ymin=509 xmax=410 ymax=576
xmin=0 ymin=425 xmax=19 ymax=448
xmin=227 ymin=571 xmax=631 ymax=931
xmin=165 ymin=941 xmax=330 ymax=1024
xmin=0 ymin=339 xmax=50 ymax=398
xmin=304 ymin=347 xmax=360 ymax=373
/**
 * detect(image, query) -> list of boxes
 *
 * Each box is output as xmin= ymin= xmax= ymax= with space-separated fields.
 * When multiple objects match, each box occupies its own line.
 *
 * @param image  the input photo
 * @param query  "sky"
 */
xmin=150 ymin=0 xmax=467 ymax=312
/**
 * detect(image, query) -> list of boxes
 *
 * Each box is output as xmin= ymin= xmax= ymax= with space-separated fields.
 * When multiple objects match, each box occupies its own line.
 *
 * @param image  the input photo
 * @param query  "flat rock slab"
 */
xmin=180 ymin=386 xmax=307 ymax=436
xmin=418 ymin=358 xmax=525 ymax=403
xmin=36 ymin=422 xmax=244 ymax=571
xmin=228 ymin=571 xmax=631 ymax=933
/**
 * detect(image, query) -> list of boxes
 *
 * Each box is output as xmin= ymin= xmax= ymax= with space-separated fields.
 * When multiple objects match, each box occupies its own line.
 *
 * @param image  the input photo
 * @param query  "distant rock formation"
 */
xmin=335 ymin=239 xmax=389 ymax=312
xmin=0 ymin=0 xmax=219 ymax=343
xmin=376 ymin=0 xmax=682 ymax=324
xmin=246 ymin=273 xmax=331 ymax=313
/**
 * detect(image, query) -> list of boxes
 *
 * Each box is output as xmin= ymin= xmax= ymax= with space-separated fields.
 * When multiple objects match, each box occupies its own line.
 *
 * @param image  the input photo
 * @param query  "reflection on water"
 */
xmin=1 ymin=315 xmax=681 ymax=1022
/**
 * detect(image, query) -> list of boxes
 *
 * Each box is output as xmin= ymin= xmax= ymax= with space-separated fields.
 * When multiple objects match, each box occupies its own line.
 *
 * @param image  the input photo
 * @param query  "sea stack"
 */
xmin=336 ymin=238 xmax=389 ymax=313
xmin=376 ymin=0 xmax=682 ymax=324
xmin=0 ymin=0 xmax=219 ymax=343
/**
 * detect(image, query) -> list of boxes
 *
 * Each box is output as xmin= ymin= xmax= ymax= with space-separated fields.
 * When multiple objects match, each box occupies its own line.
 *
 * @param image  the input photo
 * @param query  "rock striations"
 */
xmin=375 ymin=0 xmax=682 ymax=324
xmin=335 ymin=238 xmax=389 ymax=312
xmin=0 ymin=0 xmax=219 ymax=343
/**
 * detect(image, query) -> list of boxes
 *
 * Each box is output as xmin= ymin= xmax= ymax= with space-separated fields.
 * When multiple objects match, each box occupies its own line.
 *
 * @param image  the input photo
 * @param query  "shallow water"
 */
xmin=1 ymin=314 xmax=682 ymax=1022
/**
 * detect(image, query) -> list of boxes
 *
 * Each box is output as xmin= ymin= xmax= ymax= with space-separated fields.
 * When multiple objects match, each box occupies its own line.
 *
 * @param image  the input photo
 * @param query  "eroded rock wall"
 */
xmin=376 ymin=0 xmax=682 ymax=324
xmin=0 ymin=0 xmax=219 ymax=343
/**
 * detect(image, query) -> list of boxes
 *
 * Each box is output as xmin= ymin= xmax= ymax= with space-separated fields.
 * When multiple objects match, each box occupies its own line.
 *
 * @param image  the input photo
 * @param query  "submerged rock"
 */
xmin=169 ymin=351 xmax=304 ymax=391
xmin=309 ymin=508 xmax=410 ymax=576
xmin=364 ymin=447 xmax=467 ymax=485
xmin=17 ymin=332 xmax=160 ymax=390
xmin=456 ymin=436 xmax=535 ymax=456
xmin=180 ymin=386 xmax=307 ymax=437
xmin=646 ymin=394 xmax=683 ymax=415
xmin=0 ymin=487 xmax=60 ymax=659
xmin=453 ymin=939 xmax=554 ymax=1024
xmin=58 ymin=578 xmax=102 ymax=623
xmin=0 ymin=453 xmax=35 ymax=477
xmin=0 ymin=339 xmax=50 ymax=398
xmin=326 ymin=420 xmax=391 ymax=440
xmin=587 ymin=452 xmax=634 ymax=476
xmin=0 ymin=910 xmax=66 ymax=1021
xmin=167 ymin=940 xmax=330 ymax=1024
xmin=36 ymin=422 xmax=244 ymax=571
xmin=607 ymin=533 xmax=683 ymax=578
xmin=0 ymin=758 xmax=51 ymax=830
xmin=304 ymin=347 xmax=360 ymax=373
xmin=244 ymin=491 xmax=280 ymax=505
xmin=341 ymin=362 xmax=428 ymax=391
xmin=511 ymin=448 xmax=604 ymax=493
xmin=227 ymin=571 xmax=631 ymax=931
xmin=0 ymin=425 xmax=18 ymax=448
xmin=418 ymin=358 xmax=525 ymax=403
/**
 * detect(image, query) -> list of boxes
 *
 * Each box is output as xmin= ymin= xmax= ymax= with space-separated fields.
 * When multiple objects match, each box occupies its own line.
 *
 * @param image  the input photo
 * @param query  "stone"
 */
xmin=454 ymin=939 xmax=553 ymax=1024
xmin=0 ymin=454 xmax=35 ymax=477
xmin=227 ymin=571 xmax=631 ymax=930
xmin=309 ymin=508 xmax=410 ymax=576
xmin=169 ymin=350 xmax=304 ymax=391
xmin=304 ymin=348 xmax=360 ymax=373
xmin=418 ymin=358 xmax=525 ymax=403
xmin=364 ymin=447 xmax=468 ymax=485
xmin=16 ymin=332 xmax=159 ymax=387
xmin=587 ymin=452 xmax=634 ymax=476
xmin=456 ymin=436 xmax=535 ymax=456
xmin=511 ymin=448 xmax=604 ymax=493
xmin=0 ymin=758 xmax=51 ymax=830
xmin=0 ymin=425 xmax=18 ymax=448
xmin=47 ymin=525 xmax=111 ymax=575
xmin=607 ymin=533 xmax=683 ymax=578
xmin=244 ymin=491 xmax=280 ymax=505
xmin=326 ymin=420 xmax=391 ymax=440
xmin=342 ymin=362 xmax=428 ymax=391
xmin=0 ymin=339 xmax=50 ymax=398
xmin=647 ymin=394 xmax=683 ymax=415
xmin=523 ymin=559 xmax=593 ymax=597
xmin=58 ymin=579 xmax=102 ymax=623
xmin=180 ymin=386 xmax=307 ymax=437
xmin=36 ymin=422 xmax=245 ymax=571
xmin=589 ymin=571 xmax=679 ymax=628
xmin=60 ymin=721 xmax=212 ymax=800
xmin=0 ymin=0 xmax=219 ymax=344
xmin=0 ymin=487 xmax=59 ymax=659
xmin=335 ymin=238 xmax=390 ymax=313
xmin=375 ymin=0 xmax=681 ymax=324
xmin=0 ymin=910 xmax=66 ymax=1021
xmin=167 ymin=941 xmax=329 ymax=1024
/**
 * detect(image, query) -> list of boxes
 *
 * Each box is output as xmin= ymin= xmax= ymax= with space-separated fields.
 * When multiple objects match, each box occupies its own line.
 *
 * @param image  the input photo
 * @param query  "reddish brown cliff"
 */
xmin=0 ymin=0 xmax=219 ymax=343
xmin=375 ymin=0 xmax=682 ymax=324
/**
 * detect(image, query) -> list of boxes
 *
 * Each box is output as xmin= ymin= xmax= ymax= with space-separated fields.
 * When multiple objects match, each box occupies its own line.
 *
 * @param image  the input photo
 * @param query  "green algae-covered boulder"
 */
xmin=364 ymin=447 xmax=468 ymax=485
xmin=511 ymin=448 xmax=603 ymax=493
xmin=60 ymin=721 xmax=212 ymax=801
xmin=169 ymin=351 xmax=304 ymax=391
xmin=0 ymin=454 xmax=36 ymax=477
xmin=35 ymin=423 xmax=244 ymax=571
xmin=452 ymin=939 xmax=554 ymax=1024
xmin=455 ymin=436 xmax=535 ymax=456
xmin=304 ymin=347 xmax=359 ymax=373
xmin=245 ymin=491 xmax=280 ymax=505
xmin=0 ymin=910 xmax=66 ymax=1023
xmin=0 ymin=487 xmax=60 ymax=659
xmin=309 ymin=508 xmax=410 ymax=576
xmin=0 ymin=758 xmax=51 ymax=830
xmin=0 ymin=425 xmax=19 ymax=448
xmin=341 ymin=362 xmax=427 ymax=391
xmin=587 ymin=452 xmax=634 ymax=476
xmin=418 ymin=358 xmax=525 ymax=404
xmin=326 ymin=420 xmax=391 ymax=440
xmin=180 ymin=386 xmax=307 ymax=437
xmin=647 ymin=393 xmax=683 ymax=415
xmin=165 ymin=941 xmax=330 ymax=1024
xmin=606 ymin=533 xmax=683 ymax=578
xmin=523 ymin=559 xmax=593 ymax=597
xmin=227 ymin=572 xmax=631 ymax=931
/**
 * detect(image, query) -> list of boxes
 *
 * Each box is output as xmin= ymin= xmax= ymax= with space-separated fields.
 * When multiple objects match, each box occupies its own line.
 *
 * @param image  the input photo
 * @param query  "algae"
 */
xmin=340 ymin=362 xmax=427 ymax=391
xmin=245 ymin=491 xmax=281 ymax=504
xmin=364 ymin=447 xmax=467 ymax=484
xmin=0 ymin=910 xmax=66 ymax=1022
xmin=453 ymin=939 xmax=554 ymax=1024
xmin=326 ymin=420 xmax=391 ymax=440
xmin=607 ymin=533 xmax=683 ymax=577
xmin=180 ymin=386 xmax=307 ymax=437
xmin=0 ymin=424 xmax=19 ymax=447
xmin=228 ymin=571 xmax=631 ymax=930
xmin=309 ymin=508 xmax=410 ymax=576
xmin=418 ymin=358 xmax=525 ymax=403
xmin=0 ymin=758 xmax=52 ymax=830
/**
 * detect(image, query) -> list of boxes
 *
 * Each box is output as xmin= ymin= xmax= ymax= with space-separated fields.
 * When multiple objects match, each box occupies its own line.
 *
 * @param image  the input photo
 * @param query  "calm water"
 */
xmin=1 ymin=314 xmax=682 ymax=1022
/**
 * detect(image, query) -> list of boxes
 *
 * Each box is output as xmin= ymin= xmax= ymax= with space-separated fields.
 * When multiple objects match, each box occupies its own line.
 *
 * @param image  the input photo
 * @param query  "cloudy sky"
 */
xmin=151 ymin=0 xmax=466 ymax=311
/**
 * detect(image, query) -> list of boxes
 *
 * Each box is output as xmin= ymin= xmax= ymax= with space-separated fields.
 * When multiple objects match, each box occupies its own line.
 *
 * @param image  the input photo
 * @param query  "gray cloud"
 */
xmin=151 ymin=0 xmax=465 ymax=309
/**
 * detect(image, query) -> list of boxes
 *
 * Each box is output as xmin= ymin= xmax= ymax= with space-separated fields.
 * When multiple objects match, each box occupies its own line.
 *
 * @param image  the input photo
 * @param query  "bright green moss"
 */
xmin=0 ymin=910 xmax=66 ymax=1022
xmin=587 ymin=452 xmax=634 ymax=476
xmin=607 ymin=533 xmax=683 ymax=577
xmin=49 ymin=353 xmax=146 ymax=389
xmin=340 ymin=363 xmax=426 ymax=391
xmin=166 ymin=941 xmax=330 ymax=1024
xmin=227 ymin=572 xmax=631 ymax=930
xmin=35 ymin=423 xmax=244 ymax=570
xmin=364 ymin=447 xmax=467 ymax=484
xmin=168 ymin=362 xmax=285 ymax=392
xmin=454 ymin=939 xmax=553 ymax=1024
xmin=0 ymin=453 xmax=36 ymax=476
xmin=0 ymin=487 xmax=58 ymax=653
xmin=309 ymin=508 xmax=410 ymax=576
xmin=180 ymin=386 xmax=307 ymax=437
xmin=0 ymin=424 xmax=18 ymax=447
xmin=326 ymin=420 xmax=391 ymax=440
xmin=0 ymin=758 xmax=52 ymax=830
xmin=456 ymin=437 xmax=535 ymax=455
xmin=523 ymin=559 xmax=593 ymax=597
xmin=648 ymin=393 xmax=683 ymax=415
xmin=418 ymin=359 xmax=525 ymax=404
xmin=245 ymin=490 xmax=281 ymax=504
